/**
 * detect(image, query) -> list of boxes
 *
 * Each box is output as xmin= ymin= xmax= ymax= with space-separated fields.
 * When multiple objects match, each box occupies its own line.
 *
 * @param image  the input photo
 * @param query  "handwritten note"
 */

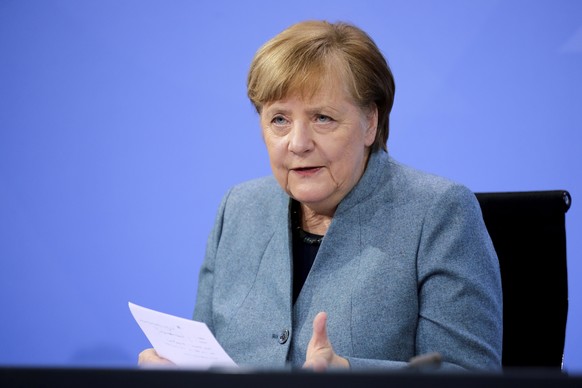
xmin=129 ymin=302 xmax=237 ymax=369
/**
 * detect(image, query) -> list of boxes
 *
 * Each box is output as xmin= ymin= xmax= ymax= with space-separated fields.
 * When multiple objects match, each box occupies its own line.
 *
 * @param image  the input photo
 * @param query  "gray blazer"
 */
xmin=193 ymin=150 xmax=502 ymax=370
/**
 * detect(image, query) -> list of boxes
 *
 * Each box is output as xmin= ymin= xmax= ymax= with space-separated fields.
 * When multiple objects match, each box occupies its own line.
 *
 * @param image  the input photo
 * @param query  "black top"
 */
xmin=291 ymin=200 xmax=323 ymax=304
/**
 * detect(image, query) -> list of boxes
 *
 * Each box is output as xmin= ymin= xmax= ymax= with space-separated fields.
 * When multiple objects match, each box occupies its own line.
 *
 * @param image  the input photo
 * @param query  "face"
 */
xmin=260 ymin=80 xmax=378 ymax=215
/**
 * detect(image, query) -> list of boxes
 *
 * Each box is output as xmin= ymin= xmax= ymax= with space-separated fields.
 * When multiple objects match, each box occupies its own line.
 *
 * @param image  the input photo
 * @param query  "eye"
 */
xmin=315 ymin=114 xmax=333 ymax=123
xmin=271 ymin=115 xmax=289 ymax=126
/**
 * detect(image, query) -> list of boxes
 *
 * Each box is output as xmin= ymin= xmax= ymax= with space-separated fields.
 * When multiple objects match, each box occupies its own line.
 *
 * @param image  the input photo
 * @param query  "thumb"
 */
xmin=310 ymin=311 xmax=330 ymax=349
xmin=304 ymin=311 xmax=349 ymax=370
xmin=304 ymin=311 xmax=331 ymax=370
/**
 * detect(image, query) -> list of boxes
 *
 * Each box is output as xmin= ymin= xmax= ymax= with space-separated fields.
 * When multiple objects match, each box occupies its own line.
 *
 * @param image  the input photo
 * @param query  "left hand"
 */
xmin=303 ymin=311 xmax=350 ymax=371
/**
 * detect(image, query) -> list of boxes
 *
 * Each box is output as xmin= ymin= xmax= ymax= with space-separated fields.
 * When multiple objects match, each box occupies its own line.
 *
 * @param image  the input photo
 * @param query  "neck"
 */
xmin=300 ymin=203 xmax=334 ymax=235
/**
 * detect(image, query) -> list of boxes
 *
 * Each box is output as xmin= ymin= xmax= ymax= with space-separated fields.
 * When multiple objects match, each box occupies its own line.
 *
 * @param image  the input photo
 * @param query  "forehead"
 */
xmin=257 ymin=50 xmax=351 ymax=100
xmin=274 ymin=66 xmax=355 ymax=107
xmin=262 ymin=79 xmax=355 ymax=114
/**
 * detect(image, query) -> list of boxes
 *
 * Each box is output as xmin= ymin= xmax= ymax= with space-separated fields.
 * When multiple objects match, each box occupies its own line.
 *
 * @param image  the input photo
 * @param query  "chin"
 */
xmin=287 ymin=182 xmax=337 ymax=207
xmin=291 ymin=191 xmax=332 ymax=206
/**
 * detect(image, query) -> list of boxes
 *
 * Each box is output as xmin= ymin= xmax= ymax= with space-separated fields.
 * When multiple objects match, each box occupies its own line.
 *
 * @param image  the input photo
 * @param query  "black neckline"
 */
xmin=291 ymin=200 xmax=324 ymax=245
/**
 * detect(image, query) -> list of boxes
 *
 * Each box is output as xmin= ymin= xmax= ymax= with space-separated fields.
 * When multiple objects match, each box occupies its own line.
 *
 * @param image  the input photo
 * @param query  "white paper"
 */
xmin=129 ymin=302 xmax=237 ymax=369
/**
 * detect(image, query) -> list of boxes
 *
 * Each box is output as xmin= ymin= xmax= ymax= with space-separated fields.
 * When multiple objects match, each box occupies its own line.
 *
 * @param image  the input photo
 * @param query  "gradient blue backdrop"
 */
xmin=1 ymin=0 xmax=581 ymax=372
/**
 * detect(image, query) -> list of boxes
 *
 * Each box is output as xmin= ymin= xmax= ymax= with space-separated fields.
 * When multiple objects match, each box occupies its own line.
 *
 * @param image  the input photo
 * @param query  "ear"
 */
xmin=363 ymin=104 xmax=378 ymax=147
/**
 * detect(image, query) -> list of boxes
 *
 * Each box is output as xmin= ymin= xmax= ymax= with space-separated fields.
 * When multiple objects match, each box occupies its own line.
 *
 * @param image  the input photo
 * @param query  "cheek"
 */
xmin=328 ymin=136 xmax=368 ymax=181
xmin=328 ymin=132 xmax=361 ymax=161
xmin=263 ymin=137 xmax=290 ymax=193
xmin=263 ymin=135 xmax=287 ymax=168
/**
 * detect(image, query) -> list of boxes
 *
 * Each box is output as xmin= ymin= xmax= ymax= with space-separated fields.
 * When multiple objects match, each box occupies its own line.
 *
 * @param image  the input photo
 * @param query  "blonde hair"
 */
xmin=247 ymin=20 xmax=395 ymax=151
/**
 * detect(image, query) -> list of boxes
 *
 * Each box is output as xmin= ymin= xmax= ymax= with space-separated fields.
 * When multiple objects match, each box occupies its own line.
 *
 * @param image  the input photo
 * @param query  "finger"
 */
xmin=138 ymin=348 xmax=173 ymax=366
xmin=310 ymin=311 xmax=329 ymax=349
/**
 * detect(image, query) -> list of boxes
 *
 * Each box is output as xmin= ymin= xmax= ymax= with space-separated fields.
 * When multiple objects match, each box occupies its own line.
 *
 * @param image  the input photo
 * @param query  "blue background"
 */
xmin=1 ymin=0 xmax=581 ymax=372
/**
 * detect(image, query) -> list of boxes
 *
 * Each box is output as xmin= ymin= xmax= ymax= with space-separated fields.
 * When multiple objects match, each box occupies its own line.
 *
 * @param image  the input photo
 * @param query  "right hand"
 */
xmin=138 ymin=348 xmax=174 ymax=367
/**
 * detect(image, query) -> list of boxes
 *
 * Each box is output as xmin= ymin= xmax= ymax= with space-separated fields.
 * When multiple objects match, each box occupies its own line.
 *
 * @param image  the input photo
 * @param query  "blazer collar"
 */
xmin=334 ymin=150 xmax=388 ymax=216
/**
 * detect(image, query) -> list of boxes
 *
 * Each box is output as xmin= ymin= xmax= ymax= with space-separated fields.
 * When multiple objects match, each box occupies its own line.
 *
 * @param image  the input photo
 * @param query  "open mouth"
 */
xmin=292 ymin=166 xmax=322 ymax=175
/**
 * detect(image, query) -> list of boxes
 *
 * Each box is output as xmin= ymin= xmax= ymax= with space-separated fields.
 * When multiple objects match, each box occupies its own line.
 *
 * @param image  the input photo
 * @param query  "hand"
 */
xmin=137 ymin=348 xmax=174 ymax=367
xmin=303 ymin=312 xmax=349 ymax=371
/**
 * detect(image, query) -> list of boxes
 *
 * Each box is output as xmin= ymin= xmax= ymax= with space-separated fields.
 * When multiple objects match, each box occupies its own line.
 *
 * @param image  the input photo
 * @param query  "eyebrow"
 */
xmin=306 ymin=106 xmax=342 ymax=115
xmin=263 ymin=107 xmax=291 ymax=116
xmin=263 ymin=104 xmax=344 ymax=117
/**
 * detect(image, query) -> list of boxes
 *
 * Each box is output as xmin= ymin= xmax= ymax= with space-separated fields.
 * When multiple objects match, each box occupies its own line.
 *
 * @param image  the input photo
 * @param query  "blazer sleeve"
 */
xmin=347 ymin=184 xmax=503 ymax=371
xmin=192 ymin=187 xmax=233 ymax=332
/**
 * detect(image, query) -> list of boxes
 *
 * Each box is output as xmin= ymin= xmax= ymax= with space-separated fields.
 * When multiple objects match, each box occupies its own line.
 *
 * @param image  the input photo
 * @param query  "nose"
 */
xmin=288 ymin=121 xmax=314 ymax=154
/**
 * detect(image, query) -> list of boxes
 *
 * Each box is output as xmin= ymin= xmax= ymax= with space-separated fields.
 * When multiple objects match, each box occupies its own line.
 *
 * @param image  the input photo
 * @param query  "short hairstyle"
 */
xmin=247 ymin=20 xmax=395 ymax=151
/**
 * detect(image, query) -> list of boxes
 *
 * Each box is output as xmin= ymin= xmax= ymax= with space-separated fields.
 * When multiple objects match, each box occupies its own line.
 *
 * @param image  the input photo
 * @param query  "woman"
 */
xmin=140 ymin=20 xmax=502 ymax=371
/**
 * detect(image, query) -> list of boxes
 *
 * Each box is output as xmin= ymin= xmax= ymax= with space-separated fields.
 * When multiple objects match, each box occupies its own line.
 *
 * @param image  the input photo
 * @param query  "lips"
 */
xmin=291 ymin=166 xmax=322 ymax=176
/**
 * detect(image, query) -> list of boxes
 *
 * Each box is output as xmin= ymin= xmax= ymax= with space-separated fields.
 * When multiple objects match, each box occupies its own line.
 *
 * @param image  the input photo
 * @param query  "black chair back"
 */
xmin=475 ymin=190 xmax=571 ymax=368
